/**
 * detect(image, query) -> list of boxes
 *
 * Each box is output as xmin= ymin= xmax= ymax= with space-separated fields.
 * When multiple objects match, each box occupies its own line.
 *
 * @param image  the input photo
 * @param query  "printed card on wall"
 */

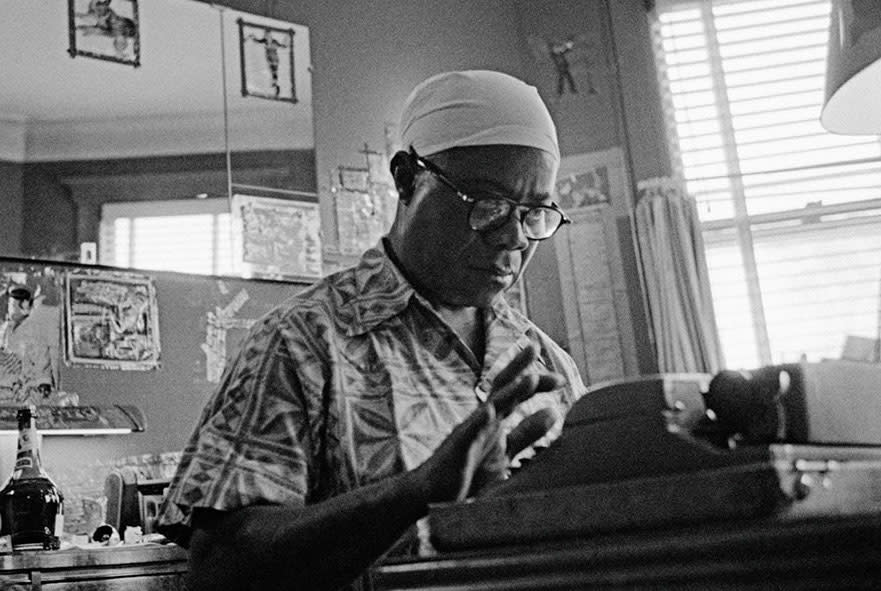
xmin=64 ymin=270 xmax=160 ymax=370
xmin=231 ymin=194 xmax=323 ymax=280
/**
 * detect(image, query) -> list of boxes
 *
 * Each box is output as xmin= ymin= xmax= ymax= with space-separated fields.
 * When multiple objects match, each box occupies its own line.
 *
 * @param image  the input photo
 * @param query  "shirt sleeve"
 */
xmin=158 ymin=315 xmax=313 ymax=542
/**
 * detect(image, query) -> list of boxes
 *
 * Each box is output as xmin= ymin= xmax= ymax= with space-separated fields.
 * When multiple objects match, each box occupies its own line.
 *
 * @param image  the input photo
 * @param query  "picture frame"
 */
xmin=64 ymin=269 xmax=161 ymax=370
xmin=555 ymin=148 xmax=626 ymax=212
xmin=238 ymin=19 xmax=297 ymax=103
xmin=231 ymin=193 xmax=322 ymax=280
xmin=68 ymin=0 xmax=141 ymax=67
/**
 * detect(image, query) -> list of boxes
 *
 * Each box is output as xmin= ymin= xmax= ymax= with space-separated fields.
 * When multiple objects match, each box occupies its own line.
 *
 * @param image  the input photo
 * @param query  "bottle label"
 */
xmin=14 ymin=457 xmax=33 ymax=470
xmin=13 ymin=422 xmax=43 ymax=478
xmin=54 ymin=511 xmax=65 ymax=539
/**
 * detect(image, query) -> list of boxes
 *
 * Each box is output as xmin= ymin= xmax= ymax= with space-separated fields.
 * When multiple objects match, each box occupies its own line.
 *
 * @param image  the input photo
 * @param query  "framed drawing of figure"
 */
xmin=238 ymin=19 xmax=297 ymax=103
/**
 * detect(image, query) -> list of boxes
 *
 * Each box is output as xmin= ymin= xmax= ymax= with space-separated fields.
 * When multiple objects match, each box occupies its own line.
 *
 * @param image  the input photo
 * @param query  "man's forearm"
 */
xmin=188 ymin=470 xmax=428 ymax=591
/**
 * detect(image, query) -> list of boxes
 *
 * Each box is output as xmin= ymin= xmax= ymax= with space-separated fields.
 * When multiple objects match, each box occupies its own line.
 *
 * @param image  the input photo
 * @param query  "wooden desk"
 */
xmin=0 ymin=544 xmax=188 ymax=590
xmin=372 ymin=512 xmax=881 ymax=590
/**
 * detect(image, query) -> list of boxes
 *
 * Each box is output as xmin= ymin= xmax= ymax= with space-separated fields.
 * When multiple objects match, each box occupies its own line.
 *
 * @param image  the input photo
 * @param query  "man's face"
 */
xmin=7 ymin=296 xmax=32 ymax=324
xmin=394 ymin=145 xmax=558 ymax=308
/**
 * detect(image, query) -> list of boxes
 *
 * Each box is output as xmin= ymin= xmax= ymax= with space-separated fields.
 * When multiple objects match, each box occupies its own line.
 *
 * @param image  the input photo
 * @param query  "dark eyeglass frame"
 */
xmin=408 ymin=147 xmax=571 ymax=241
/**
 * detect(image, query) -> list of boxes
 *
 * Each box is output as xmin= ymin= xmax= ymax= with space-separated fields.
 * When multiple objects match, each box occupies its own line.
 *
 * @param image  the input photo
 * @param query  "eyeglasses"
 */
xmin=409 ymin=147 xmax=571 ymax=241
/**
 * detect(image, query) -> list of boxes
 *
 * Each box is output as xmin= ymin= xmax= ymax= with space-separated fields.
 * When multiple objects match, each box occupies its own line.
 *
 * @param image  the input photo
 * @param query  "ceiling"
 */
xmin=0 ymin=0 xmax=313 ymax=160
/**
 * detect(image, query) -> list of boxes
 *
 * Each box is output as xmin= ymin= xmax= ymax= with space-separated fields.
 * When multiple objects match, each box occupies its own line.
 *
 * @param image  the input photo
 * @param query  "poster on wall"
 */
xmin=0 ymin=266 xmax=69 ymax=405
xmin=231 ymin=193 xmax=323 ymax=280
xmin=68 ymin=0 xmax=141 ymax=67
xmin=64 ymin=270 xmax=160 ymax=370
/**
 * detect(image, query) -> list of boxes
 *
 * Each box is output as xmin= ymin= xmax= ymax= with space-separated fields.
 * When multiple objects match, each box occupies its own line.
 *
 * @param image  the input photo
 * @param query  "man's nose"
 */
xmin=483 ymin=208 xmax=530 ymax=250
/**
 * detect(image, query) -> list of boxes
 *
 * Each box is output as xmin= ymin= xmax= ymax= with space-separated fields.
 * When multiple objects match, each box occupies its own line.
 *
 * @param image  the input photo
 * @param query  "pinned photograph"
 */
xmin=238 ymin=19 xmax=297 ymax=103
xmin=68 ymin=0 xmax=140 ymax=67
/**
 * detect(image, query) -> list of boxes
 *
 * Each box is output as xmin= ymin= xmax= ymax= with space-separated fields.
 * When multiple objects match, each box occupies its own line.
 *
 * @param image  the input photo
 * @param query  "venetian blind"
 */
xmin=651 ymin=0 xmax=881 ymax=369
xmin=99 ymin=199 xmax=236 ymax=276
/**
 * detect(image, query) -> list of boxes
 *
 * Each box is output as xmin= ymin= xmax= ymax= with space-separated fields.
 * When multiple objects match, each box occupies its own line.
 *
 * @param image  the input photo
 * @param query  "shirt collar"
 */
xmin=344 ymin=240 xmax=530 ymax=338
xmin=344 ymin=240 xmax=417 ymax=336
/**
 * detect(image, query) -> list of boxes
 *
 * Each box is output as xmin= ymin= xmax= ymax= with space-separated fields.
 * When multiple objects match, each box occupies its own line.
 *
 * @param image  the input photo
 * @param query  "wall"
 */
xmin=0 ymin=161 xmax=23 ymax=256
xmin=8 ymin=1 xmax=672 ymax=393
xmin=207 ymin=0 xmax=665 ymax=376
xmin=18 ymin=150 xmax=316 ymax=260
xmin=207 ymin=0 xmax=528 ymax=246
xmin=8 ymin=2 xmax=669 ymax=375
xmin=1 ymin=0 xmax=676 ymax=533
xmin=512 ymin=0 xmax=630 ymax=368
xmin=0 ymin=257 xmax=310 ymax=534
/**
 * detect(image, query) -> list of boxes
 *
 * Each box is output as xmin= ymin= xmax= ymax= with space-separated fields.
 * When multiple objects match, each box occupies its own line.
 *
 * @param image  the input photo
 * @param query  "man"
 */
xmin=158 ymin=70 xmax=586 ymax=591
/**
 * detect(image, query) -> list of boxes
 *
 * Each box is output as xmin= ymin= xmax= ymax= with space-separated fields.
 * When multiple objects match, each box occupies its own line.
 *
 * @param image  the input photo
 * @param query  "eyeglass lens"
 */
xmin=409 ymin=147 xmax=567 ymax=240
xmin=469 ymin=199 xmax=562 ymax=239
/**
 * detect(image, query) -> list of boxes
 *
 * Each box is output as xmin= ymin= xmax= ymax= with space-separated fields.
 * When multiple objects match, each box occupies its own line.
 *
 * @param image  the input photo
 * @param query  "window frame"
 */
xmin=651 ymin=0 xmax=881 ymax=368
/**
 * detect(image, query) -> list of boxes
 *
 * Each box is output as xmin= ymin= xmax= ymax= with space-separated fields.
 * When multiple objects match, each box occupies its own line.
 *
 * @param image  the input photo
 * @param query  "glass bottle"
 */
xmin=0 ymin=406 xmax=64 ymax=551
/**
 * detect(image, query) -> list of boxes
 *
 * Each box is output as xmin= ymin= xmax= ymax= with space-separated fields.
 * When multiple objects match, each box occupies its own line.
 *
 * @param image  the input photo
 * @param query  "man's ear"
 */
xmin=390 ymin=150 xmax=416 ymax=204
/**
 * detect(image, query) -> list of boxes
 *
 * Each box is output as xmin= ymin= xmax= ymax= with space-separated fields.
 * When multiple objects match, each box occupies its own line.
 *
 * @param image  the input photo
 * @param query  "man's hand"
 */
xmin=505 ymin=406 xmax=559 ymax=459
xmin=411 ymin=344 xmax=565 ymax=504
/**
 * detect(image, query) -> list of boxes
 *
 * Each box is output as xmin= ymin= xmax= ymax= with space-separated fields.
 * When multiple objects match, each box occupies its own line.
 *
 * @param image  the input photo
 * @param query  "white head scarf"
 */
xmin=399 ymin=70 xmax=559 ymax=165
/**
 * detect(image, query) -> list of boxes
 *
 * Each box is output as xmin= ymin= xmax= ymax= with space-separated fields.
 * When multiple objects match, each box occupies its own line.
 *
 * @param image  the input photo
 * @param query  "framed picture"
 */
xmin=231 ymin=193 xmax=322 ymax=280
xmin=554 ymin=147 xmax=635 ymax=215
xmin=238 ymin=19 xmax=297 ymax=103
xmin=64 ymin=270 xmax=160 ymax=370
xmin=68 ymin=0 xmax=141 ymax=67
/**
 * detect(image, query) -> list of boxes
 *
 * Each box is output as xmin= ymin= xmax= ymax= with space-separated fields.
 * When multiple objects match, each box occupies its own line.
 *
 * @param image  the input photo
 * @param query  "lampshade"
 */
xmin=821 ymin=0 xmax=881 ymax=134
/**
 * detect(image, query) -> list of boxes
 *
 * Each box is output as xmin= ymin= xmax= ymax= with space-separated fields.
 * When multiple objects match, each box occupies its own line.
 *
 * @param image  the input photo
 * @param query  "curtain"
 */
xmin=634 ymin=177 xmax=724 ymax=374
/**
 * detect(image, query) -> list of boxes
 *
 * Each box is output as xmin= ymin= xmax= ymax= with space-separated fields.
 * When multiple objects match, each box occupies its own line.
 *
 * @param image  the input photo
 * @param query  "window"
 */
xmin=651 ymin=0 xmax=881 ymax=369
xmin=100 ymin=199 xmax=236 ymax=276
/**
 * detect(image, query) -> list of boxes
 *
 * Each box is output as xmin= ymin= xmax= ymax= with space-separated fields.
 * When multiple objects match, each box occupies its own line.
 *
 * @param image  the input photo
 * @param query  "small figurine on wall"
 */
xmin=68 ymin=0 xmax=140 ymax=67
xmin=528 ymin=33 xmax=597 ymax=97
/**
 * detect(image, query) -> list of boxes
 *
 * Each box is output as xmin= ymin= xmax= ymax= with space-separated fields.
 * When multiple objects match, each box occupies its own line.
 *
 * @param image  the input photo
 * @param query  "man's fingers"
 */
xmin=490 ymin=344 xmax=538 ymax=392
xmin=506 ymin=407 xmax=559 ymax=459
xmin=451 ymin=402 xmax=493 ymax=443
xmin=536 ymin=373 xmax=566 ymax=393
xmin=488 ymin=371 xmax=566 ymax=417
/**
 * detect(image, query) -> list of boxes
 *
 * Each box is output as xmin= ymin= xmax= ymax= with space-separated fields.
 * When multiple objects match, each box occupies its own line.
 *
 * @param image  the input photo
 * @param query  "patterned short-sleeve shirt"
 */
xmin=158 ymin=241 xmax=585 ymax=546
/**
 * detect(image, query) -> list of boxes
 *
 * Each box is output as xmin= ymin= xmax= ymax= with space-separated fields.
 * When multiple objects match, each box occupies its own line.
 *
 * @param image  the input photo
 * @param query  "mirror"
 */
xmin=0 ymin=0 xmax=314 ymax=268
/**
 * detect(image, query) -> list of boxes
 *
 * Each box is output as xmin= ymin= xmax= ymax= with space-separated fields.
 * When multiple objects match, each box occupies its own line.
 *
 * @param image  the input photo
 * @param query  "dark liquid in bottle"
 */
xmin=0 ymin=407 xmax=64 ymax=551
xmin=0 ymin=478 xmax=63 ymax=550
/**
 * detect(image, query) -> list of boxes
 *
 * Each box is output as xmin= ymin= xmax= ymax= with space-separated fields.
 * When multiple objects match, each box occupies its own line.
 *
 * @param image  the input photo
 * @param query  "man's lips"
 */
xmin=471 ymin=265 xmax=515 ymax=277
